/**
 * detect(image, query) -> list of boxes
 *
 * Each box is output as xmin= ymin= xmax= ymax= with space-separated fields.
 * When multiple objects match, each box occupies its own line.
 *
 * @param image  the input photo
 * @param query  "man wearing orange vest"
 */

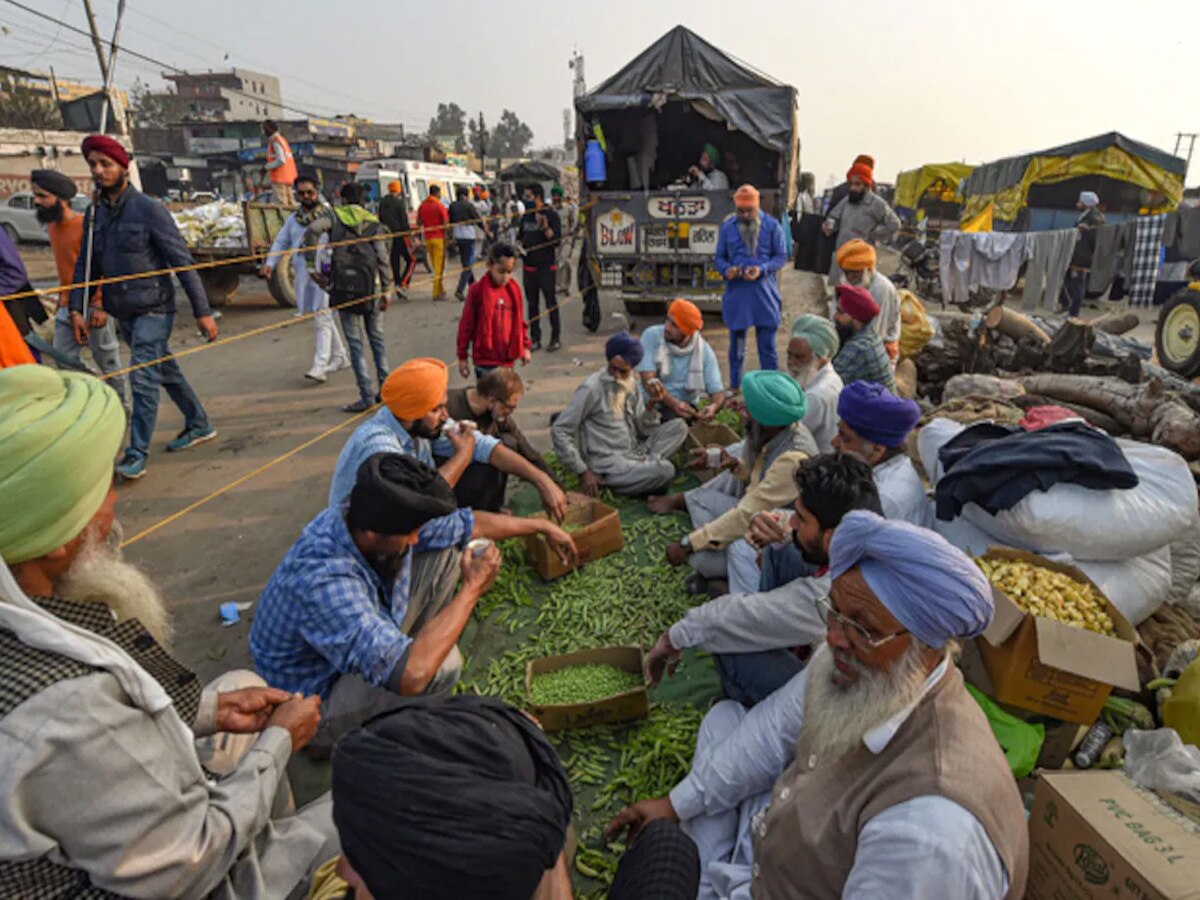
xmin=262 ymin=120 xmax=298 ymax=205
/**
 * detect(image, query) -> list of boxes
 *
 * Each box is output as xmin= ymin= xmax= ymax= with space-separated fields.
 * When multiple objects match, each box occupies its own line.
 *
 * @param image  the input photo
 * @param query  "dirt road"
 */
xmin=98 ymin=264 xmax=826 ymax=679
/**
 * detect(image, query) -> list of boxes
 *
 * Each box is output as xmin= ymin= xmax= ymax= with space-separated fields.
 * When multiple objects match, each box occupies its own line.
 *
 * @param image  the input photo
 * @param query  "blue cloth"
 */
xmin=117 ymin=310 xmax=208 ymax=461
xmin=250 ymin=505 xmax=471 ymax=697
xmin=741 ymin=369 xmax=807 ymax=426
xmin=606 ymin=330 xmax=643 ymax=366
xmin=339 ymin=308 xmax=391 ymax=406
xmin=832 ymin=322 xmax=895 ymax=392
xmin=716 ymin=212 xmax=788 ymax=331
xmin=728 ymin=326 xmax=778 ymax=389
xmin=330 ymin=406 xmax=499 ymax=508
xmin=635 ymin=324 xmax=723 ymax=404
xmin=714 ymin=649 xmax=804 ymax=707
xmin=456 ymin=238 xmax=477 ymax=295
xmin=829 ymin=510 xmax=993 ymax=649
xmin=837 ymin=380 xmax=920 ymax=448
xmin=69 ymin=186 xmax=211 ymax=320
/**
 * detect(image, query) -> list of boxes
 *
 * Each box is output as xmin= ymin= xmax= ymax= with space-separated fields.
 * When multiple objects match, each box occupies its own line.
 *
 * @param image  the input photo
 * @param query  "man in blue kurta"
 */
xmin=715 ymin=184 xmax=788 ymax=388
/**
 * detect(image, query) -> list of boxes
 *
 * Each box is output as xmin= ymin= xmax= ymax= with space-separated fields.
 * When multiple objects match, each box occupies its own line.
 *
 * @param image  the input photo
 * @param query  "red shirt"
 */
xmin=457 ymin=274 xmax=529 ymax=367
xmin=417 ymin=197 xmax=449 ymax=240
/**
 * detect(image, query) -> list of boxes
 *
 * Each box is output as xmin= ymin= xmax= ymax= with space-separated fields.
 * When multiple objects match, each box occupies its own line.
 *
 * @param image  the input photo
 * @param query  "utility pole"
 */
xmin=1175 ymin=132 xmax=1197 ymax=181
xmin=81 ymin=0 xmax=129 ymax=136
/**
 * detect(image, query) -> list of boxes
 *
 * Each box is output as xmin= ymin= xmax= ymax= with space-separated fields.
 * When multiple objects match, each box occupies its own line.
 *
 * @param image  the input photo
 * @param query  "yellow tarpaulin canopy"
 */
xmin=894 ymin=162 xmax=975 ymax=211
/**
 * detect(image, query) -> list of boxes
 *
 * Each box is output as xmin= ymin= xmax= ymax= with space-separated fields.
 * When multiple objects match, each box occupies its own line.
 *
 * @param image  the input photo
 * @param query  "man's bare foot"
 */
xmin=647 ymin=494 xmax=684 ymax=515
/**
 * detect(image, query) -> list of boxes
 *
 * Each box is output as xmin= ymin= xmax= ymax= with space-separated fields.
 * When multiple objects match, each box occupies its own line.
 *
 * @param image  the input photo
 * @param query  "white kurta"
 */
xmin=800 ymin=364 xmax=843 ymax=454
xmin=267 ymin=213 xmax=328 ymax=315
xmin=667 ymin=658 xmax=1009 ymax=899
xmin=874 ymin=454 xmax=933 ymax=528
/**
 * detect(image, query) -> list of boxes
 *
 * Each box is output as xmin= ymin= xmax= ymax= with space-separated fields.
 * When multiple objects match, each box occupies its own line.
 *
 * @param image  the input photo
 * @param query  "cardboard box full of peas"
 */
xmin=525 ymin=645 xmax=648 ymax=732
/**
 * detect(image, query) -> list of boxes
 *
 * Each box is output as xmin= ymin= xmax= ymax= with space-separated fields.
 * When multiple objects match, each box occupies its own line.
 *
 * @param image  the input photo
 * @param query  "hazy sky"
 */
xmin=5 ymin=0 xmax=1198 ymax=186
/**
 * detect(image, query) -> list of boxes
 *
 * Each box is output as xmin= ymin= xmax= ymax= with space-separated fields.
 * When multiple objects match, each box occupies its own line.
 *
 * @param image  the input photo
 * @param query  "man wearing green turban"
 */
xmin=0 ymin=365 xmax=338 ymax=899
xmin=651 ymin=370 xmax=818 ymax=596
xmin=690 ymin=143 xmax=729 ymax=191
xmin=787 ymin=314 xmax=845 ymax=453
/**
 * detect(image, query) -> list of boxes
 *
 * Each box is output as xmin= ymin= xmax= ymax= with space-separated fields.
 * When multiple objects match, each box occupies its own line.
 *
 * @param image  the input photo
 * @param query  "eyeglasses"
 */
xmin=815 ymin=596 xmax=907 ymax=650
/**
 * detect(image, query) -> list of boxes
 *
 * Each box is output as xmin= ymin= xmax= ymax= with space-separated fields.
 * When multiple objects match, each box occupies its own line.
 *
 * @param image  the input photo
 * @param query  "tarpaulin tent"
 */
xmin=961 ymin=132 xmax=1186 ymax=231
xmin=499 ymin=160 xmax=561 ymax=183
xmin=894 ymin=162 xmax=974 ymax=216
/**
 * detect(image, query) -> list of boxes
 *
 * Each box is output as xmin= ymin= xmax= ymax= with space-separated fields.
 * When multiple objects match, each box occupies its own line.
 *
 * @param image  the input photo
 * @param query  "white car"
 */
xmin=0 ymin=191 xmax=91 ymax=244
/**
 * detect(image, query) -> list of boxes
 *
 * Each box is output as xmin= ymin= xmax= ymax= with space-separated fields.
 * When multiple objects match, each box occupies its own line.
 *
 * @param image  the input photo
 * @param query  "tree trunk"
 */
xmin=1046 ymin=319 xmax=1095 ymax=371
xmin=1016 ymin=374 xmax=1200 ymax=459
xmin=984 ymin=305 xmax=1051 ymax=344
xmin=1090 ymin=311 xmax=1140 ymax=335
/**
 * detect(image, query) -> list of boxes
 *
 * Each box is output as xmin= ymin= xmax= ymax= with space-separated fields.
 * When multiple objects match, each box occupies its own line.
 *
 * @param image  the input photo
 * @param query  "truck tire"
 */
xmin=267 ymin=260 xmax=296 ymax=308
xmin=1156 ymin=288 xmax=1200 ymax=377
xmin=199 ymin=268 xmax=240 ymax=308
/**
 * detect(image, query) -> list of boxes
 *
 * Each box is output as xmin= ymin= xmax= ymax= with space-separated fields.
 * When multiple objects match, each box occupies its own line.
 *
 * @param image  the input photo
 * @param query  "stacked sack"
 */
xmin=171 ymin=200 xmax=246 ymax=248
xmin=918 ymin=417 xmax=1200 ymax=625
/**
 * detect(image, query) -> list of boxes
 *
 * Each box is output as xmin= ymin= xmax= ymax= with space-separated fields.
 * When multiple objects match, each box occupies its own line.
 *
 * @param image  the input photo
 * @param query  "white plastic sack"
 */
xmin=1123 ymin=729 xmax=1200 ymax=804
xmin=961 ymin=440 xmax=1195 ymax=561
xmin=1168 ymin=504 xmax=1200 ymax=605
xmin=934 ymin=516 xmax=1170 ymax=625
xmin=917 ymin=417 xmax=966 ymax=483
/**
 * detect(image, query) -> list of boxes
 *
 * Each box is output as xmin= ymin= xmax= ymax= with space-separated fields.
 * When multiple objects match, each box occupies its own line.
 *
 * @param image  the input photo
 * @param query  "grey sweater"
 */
xmin=551 ymin=369 xmax=664 ymax=475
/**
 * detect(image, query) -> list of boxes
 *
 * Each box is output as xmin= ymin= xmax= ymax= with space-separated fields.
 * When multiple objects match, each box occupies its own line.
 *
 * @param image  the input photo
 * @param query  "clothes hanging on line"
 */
xmin=1020 ymin=229 xmax=1077 ymax=311
xmin=937 ymin=231 xmax=1032 ymax=305
xmin=1128 ymin=213 xmax=1167 ymax=308
xmin=1087 ymin=219 xmax=1137 ymax=295
xmin=1162 ymin=206 xmax=1200 ymax=259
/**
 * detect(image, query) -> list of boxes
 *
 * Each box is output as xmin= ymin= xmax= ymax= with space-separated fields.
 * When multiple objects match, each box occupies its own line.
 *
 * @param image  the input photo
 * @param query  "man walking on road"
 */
xmin=304 ymin=181 xmax=393 ymax=413
xmin=70 ymin=135 xmax=218 ymax=481
xmin=262 ymin=120 xmax=298 ymax=205
xmin=262 ymin=173 xmax=350 ymax=383
xmin=32 ymin=168 xmax=128 ymax=407
xmin=418 ymin=185 xmax=450 ymax=301
xmin=518 ymin=183 xmax=562 ymax=352
xmin=378 ymin=180 xmax=412 ymax=299
xmin=449 ymin=186 xmax=479 ymax=302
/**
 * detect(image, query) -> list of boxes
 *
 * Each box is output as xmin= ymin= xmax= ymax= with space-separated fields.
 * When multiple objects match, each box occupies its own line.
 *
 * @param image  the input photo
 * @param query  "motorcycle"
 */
xmin=892 ymin=237 xmax=941 ymax=301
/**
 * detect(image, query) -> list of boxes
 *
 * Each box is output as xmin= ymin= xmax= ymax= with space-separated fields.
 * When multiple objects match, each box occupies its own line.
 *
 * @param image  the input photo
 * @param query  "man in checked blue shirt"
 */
xmin=252 ymin=452 xmax=576 ymax=745
xmin=329 ymin=356 xmax=567 ymax=519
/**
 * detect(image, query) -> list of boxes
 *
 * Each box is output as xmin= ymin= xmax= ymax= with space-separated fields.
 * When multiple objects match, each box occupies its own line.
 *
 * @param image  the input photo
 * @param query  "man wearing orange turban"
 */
xmin=822 ymin=155 xmax=900 ymax=285
xmin=636 ymin=299 xmax=726 ymax=422
xmin=330 ymin=356 xmax=566 ymax=521
xmin=835 ymin=239 xmax=901 ymax=361
xmin=716 ymin=183 xmax=789 ymax=387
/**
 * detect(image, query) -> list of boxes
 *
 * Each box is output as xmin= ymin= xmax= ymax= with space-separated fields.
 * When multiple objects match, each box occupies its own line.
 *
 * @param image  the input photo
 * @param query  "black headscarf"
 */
xmin=332 ymin=695 xmax=573 ymax=900
xmin=347 ymin=452 xmax=457 ymax=535
xmin=30 ymin=169 xmax=77 ymax=200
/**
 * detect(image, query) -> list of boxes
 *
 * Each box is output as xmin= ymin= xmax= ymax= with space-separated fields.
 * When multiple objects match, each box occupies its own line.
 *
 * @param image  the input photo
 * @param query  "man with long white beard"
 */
xmin=552 ymin=331 xmax=689 ymax=497
xmin=834 ymin=380 xmax=932 ymax=527
xmin=652 ymin=369 xmax=817 ymax=595
xmin=0 ymin=365 xmax=338 ymax=899
xmin=607 ymin=512 xmax=1029 ymax=899
xmin=785 ymin=314 xmax=843 ymax=453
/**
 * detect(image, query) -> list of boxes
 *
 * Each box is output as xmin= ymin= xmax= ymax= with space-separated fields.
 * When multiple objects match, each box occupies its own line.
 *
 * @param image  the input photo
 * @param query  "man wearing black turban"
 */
xmin=327 ymin=695 xmax=574 ymax=900
xmin=252 ymin=453 xmax=577 ymax=748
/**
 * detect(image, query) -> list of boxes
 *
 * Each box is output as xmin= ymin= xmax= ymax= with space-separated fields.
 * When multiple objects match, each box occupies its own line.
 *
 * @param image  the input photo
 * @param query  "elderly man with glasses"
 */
xmin=608 ymin=512 xmax=1029 ymax=900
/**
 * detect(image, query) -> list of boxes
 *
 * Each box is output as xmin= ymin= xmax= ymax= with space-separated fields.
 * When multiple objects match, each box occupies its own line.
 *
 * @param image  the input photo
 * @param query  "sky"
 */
xmin=3 ymin=0 xmax=1198 ymax=186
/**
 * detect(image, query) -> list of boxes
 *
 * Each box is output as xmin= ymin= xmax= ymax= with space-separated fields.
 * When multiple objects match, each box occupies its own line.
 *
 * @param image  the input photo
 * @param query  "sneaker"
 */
xmin=546 ymin=339 xmax=562 ymax=352
xmin=684 ymin=572 xmax=707 ymax=596
xmin=454 ymin=289 xmax=466 ymax=302
xmin=115 ymin=452 xmax=147 ymax=481
xmin=304 ymin=366 xmax=327 ymax=383
xmin=397 ymin=288 xmax=409 ymax=301
xmin=166 ymin=425 xmax=218 ymax=453
xmin=342 ymin=399 xmax=372 ymax=413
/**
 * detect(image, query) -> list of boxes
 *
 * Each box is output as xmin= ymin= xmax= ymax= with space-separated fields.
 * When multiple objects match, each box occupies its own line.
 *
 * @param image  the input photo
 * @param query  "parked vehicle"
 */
xmin=0 ymin=191 xmax=90 ymax=244
xmin=179 ymin=202 xmax=293 ymax=308
xmin=893 ymin=237 xmax=942 ymax=302
xmin=355 ymin=159 xmax=485 ymax=229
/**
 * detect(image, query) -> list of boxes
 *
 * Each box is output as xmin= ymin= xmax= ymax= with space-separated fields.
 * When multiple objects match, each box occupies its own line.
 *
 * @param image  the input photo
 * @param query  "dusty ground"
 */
xmin=42 ymin=257 xmax=827 ymax=681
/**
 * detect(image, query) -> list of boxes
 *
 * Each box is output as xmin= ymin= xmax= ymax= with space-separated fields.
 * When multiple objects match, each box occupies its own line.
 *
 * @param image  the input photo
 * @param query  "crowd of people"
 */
xmin=0 ymin=134 xmax=1032 ymax=899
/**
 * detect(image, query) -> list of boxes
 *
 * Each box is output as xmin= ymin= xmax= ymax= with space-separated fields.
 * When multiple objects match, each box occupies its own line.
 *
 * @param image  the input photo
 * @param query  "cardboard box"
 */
xmin=974 ymin=547 xmax=1140 ymax=725
xmin=523 ymin=493 xmax=623 ymax=581
xmin=1028 ymin=771 xmax=1200 ymax=900
xmin=525 ymin=645 xmax=649 ymax=732
xmin=684 ymin=422 xmax=740 ymax=483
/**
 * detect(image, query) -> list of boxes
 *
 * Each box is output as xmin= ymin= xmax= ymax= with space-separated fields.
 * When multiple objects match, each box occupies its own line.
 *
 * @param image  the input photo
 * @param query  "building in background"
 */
xmin=160 ymin=68 xmax=283 ymax=121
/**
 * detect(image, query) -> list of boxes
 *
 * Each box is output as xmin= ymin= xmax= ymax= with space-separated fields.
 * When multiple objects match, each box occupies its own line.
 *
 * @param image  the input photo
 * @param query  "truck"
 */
xmin=573 ymin=26 xmax=799 ymax=324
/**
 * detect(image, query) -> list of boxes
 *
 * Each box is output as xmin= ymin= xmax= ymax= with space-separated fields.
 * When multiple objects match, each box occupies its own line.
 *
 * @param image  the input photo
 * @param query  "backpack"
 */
xmin=329 ymin=216 xmax=381 ymax=313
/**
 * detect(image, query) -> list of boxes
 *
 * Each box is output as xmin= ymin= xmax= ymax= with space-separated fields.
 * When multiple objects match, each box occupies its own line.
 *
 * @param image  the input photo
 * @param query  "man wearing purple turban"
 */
xmin=608 ymin=511 xmax=1029 ymax=900
xmin=551 ymin=332 xmax=688 ymax=496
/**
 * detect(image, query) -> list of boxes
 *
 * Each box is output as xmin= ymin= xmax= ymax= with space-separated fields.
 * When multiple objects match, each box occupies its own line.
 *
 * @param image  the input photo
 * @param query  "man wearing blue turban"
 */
xmin=551 ymin=331 xmax=688 ymax=496
xmin=650 ymin=369 xmax=818 ymax=595
xmin=834 ymin=380 xmax=931 ymax=528
xmin=608 ymin=510 xmax=1028 ymax=900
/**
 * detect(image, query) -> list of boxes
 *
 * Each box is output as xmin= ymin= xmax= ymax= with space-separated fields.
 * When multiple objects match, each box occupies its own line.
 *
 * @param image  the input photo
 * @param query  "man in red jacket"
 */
xmin=457 ymin=241 xmax=532 ymax=380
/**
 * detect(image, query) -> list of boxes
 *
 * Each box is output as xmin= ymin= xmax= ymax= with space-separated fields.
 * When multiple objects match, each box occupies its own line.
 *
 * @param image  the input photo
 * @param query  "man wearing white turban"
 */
xmin=608 ymin=512 xmax=1028 ymax=900
xmin=0 ymin=365 xmax=338 ymax=899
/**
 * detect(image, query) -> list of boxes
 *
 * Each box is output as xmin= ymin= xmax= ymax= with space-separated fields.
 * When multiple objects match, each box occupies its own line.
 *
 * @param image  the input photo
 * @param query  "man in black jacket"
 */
xmin=517 ymin=183 xmax=562 ymax=352
xmin=70 ymin=135 xmax=218 ymax=482
xmin=378 ymin=180 xmax=412 ymax=300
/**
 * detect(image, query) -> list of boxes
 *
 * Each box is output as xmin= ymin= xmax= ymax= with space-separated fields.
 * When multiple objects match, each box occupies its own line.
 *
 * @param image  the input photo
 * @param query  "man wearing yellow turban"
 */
xmin=0 ymin=365 xmax=339 ymax=899
xmin=835 ymin=239 xmax=901 ymax=361
xmin=636 ymin=298 xmax=726 ymax=422
xmin=330 ymin=356 xmax=567 ymax=521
